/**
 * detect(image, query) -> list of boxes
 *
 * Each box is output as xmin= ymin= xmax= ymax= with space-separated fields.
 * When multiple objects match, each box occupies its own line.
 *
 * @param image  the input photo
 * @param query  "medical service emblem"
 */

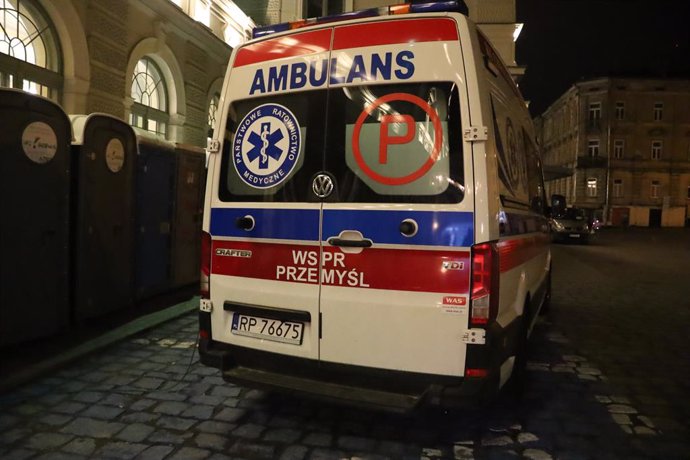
xmin=233 ymin=103 xmax=301 ymax=189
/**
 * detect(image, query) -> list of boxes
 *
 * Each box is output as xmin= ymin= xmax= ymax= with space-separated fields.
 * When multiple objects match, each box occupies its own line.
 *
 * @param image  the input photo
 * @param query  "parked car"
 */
xmin=550 ymin=207 xmax=593 ymax=243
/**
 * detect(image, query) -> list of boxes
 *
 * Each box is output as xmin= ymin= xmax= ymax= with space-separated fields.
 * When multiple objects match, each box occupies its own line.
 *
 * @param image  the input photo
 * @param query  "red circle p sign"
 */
xmin=351 ymin=93 xmax=443 ymax=186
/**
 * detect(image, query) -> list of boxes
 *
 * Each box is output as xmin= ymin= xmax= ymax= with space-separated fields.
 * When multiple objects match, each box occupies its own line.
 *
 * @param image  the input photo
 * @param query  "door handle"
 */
xmin=327 ymin=238 xmax=372 ymax=248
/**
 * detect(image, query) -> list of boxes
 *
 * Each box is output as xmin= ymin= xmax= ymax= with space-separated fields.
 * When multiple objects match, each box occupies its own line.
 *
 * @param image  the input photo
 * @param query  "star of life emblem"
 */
xmin=233 ymin=103 xmax=301 ymax=189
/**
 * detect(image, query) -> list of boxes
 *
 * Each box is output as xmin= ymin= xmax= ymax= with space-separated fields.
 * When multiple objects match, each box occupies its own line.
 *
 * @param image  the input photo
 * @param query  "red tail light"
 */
xmin=201 ymin=231 xmax=211 ymax=299
xmin=470 ymin=242 xmax=499 ymax=326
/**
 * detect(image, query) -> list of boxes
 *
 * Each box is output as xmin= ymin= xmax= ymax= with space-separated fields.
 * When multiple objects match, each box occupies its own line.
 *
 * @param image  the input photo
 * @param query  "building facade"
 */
xmin=1 ymin=0 xmax=520 ymax=147
xmin=0 ymin=0 xmax=254 ymax=148
xmin=537 ymin=78 xmax=690 ymax=227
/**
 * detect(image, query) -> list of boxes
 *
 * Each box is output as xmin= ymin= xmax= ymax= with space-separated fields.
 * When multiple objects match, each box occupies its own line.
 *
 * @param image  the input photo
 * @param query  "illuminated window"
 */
xmin=614 ymin=139 xmax=625 ymax=159
xmin=615 ymin=101 xmax=625 ymax=120
xmin=653 ymin=102 xmax=663 ymax=121
xmin=0 ymin=0 xmax=62 ymax=100
xmin=130 ymin=57 xmax=168 ymax=136
xmin=588 ymin=139 xmax=600 ymax=157
xmin=651 ymin=180 xmax=660 ymax=198
xmin=587 ymin=178 xmax=597 ymax=197
xmin=613 ymin=179 xmax=623 ymax=198
xmin=651 ymin=140 xmax=663 ymax=160
xmin=207 ymin=92 xmax=219 ymax=137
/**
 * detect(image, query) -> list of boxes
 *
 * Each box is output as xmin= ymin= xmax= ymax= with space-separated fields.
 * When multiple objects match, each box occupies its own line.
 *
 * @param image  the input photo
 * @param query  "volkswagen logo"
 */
xmin=312 ymin=173 xmax=334 ymax=199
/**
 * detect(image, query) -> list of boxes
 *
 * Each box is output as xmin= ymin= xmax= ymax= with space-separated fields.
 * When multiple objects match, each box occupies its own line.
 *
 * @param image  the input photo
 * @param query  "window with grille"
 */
xmin=0 ymin=0 xmax=62 ymax=100
xmin=130 ymin=57 xmax=168 ymax=136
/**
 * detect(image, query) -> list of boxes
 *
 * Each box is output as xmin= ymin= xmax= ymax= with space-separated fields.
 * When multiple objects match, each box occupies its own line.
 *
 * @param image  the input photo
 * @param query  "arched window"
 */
xmin=0 ymin=0 xmax=62 ymax=99
xmin=130 ymin=57 xmax=168 ymax=136
xmin=207 ymin=92 xmax=219 ymax=137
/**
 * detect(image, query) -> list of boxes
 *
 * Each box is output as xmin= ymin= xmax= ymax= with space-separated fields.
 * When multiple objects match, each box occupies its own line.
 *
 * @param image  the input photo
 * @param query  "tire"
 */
xmin=504 ymin=312 xmax=530 ymax=400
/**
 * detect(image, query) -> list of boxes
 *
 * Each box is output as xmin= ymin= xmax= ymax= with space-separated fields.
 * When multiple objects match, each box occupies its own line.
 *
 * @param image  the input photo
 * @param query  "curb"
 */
xmin=0 ymin=298 xmax=198 ymax=394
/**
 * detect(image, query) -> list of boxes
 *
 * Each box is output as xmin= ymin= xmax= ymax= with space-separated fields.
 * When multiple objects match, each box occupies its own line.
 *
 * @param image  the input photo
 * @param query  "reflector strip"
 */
xmin=234 ymin=29 xmax=332 ymax=67
xmin=210 ymin=208 xmax=474 ymax=247
xmin=332 ymin=18 xmax=458 ymax=50
xmin=211 ymin=240 xmax=471 ymax=293
xmin=497 ymin=234 xmax=550 ymax=273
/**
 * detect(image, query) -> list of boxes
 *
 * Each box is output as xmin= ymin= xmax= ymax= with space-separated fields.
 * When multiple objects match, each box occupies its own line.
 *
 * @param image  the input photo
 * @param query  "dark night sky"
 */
xmin=515 ymin=0 xmax=690 ymax=116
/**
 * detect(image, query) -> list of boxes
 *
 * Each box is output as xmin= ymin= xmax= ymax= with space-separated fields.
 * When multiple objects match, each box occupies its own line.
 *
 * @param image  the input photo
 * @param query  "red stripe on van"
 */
xmin=497 ymin=235 xmax=550 ymax=273
xmin=234 ymin=29 xmax=332 ymax=67
xmin=212 ymin=240 xmax=470 ymax=293
xmin=332 ymin=18 xmax=458 ymax=50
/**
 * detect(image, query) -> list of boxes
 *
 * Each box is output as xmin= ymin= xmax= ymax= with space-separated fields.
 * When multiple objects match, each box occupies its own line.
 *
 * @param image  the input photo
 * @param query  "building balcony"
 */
xmin=543 ymin=164 xmax=573 ymax=181
xmin=576 ymin=156 xmax=607 ymax=169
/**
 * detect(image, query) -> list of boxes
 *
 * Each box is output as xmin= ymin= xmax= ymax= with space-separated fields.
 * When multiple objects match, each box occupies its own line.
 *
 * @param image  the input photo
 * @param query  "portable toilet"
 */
xmin=134 ymin=133 xmax=177 ymax=300
xmin=172 ymin=144 xmax=206 ymax=289
xmin=70 ymin=114 xmax=136 ymax=321
xmin=0 ymin=89 xmax=72 ymax=346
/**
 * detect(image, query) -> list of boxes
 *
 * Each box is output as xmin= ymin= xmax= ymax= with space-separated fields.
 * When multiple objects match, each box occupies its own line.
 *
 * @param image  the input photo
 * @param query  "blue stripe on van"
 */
xmin=210 ymin=208 xmax=320 ymax=240
xmin=323 ymin=209 xmax=474 ymax=247
xmin=210 ymin=208 xmax=474 ymax=247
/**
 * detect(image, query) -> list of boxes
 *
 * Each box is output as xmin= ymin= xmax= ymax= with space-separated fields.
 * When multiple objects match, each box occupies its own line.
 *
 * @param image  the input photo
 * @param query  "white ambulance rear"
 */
xmin=199 ymin=1 xmax=551 ymax=411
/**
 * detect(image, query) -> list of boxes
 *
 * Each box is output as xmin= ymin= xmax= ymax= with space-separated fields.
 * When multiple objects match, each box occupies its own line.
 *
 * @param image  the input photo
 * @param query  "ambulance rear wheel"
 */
xmin=506 ymin=311 xmax=529 ymax=399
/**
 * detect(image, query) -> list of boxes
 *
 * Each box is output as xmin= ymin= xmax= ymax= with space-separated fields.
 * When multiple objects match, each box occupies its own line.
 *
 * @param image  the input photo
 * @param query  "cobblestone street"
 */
xmin=1 ymin=228 xmax=689 ymax=459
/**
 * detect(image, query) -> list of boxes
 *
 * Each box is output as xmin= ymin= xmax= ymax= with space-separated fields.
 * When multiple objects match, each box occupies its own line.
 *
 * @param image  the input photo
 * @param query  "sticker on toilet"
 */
xmin=22 ymin=122 xmax=58 ymax=164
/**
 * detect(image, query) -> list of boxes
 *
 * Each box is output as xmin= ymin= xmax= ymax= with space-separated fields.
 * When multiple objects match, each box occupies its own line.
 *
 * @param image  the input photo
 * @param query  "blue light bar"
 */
xmin=410 ymin=1 xmax=468 ymax=15
xmin=253 ymin=22 xmax=290 ymax=39
xmin=251 ymin=1 xmax=469 ymax=40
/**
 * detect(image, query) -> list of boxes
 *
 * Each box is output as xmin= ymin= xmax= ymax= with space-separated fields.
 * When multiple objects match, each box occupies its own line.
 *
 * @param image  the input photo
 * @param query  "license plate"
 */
xmin=569 ymin=233 xmax=581 ymax=238
xmin=231 ymin=313 xmax=304 ymax=345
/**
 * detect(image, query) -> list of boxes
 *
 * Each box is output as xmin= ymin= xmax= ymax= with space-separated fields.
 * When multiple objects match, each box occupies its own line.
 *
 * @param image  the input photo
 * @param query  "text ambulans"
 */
xmin=250 ymin=51 xmax=415 ymax=95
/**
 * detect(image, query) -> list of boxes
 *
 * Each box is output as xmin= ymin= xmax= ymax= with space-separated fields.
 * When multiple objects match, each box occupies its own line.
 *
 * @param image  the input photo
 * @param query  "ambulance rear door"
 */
xmin=317 ymin=17 xmax=475 ymax=376
xmin=209 ymin=28 xmax=335 ymax=361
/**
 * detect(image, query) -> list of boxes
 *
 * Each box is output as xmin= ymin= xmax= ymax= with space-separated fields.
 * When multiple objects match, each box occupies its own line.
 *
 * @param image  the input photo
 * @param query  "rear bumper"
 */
xmin=198 ymin=338 xmax=499 ymax=412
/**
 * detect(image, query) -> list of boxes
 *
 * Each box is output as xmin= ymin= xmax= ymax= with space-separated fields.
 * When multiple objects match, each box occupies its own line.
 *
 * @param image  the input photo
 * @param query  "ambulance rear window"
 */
xmin=327 ymin=82 xmax=463 ymax=203
xmin=219 ymin=82 xmax=463 ymax=204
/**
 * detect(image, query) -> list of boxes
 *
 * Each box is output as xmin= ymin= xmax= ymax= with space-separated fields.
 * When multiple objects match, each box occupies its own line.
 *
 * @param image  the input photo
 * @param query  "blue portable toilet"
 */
xmin=134 ymin=133 xmax=177 ymax=300
xmin=0 ymin=89 xmax=72 ymax=346
xmin=172 ymin=144 xmax=207 ymax=289
xmin=70 ymin=114 xmax=137 ymax=320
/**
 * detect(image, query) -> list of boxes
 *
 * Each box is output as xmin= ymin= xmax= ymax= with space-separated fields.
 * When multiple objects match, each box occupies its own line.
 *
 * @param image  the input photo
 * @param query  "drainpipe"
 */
xmin=605 ymin=79 xmax=612 ymax=224
xmin=573 ymin=87 xmax=580 ymax=206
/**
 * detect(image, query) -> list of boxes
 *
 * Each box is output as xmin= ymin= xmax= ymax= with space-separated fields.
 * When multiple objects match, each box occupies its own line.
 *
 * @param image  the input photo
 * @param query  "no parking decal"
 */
xmin=233 ymin=103 xmax=301 ymax=189
xmin=350 ymin=93 xmax=444 ymax=187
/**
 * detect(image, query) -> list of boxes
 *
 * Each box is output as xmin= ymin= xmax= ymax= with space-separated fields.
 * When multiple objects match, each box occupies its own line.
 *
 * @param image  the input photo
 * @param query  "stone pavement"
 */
xmin=0 ymin=228 xmax=688 ymax=459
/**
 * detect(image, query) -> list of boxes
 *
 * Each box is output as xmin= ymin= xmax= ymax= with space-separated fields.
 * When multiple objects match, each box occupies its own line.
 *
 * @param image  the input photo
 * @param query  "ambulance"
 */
xmin=198 ymin=0 xmax=551 ymax=411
